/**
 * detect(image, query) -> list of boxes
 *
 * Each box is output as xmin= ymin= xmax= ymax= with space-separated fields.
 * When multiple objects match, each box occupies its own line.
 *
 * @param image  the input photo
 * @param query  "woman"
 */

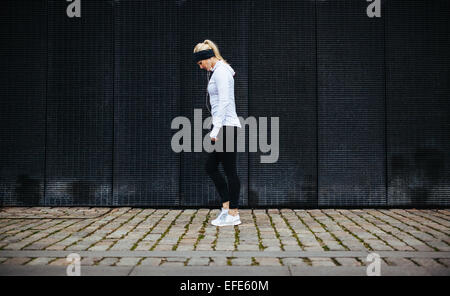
xmin=193 ymin=40 xmax=242 ymax=226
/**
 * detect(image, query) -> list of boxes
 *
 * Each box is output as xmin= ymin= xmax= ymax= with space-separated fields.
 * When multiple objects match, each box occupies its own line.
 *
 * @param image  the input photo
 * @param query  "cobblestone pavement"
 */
xmin=0 ymin=207 xmax=449 ymax=275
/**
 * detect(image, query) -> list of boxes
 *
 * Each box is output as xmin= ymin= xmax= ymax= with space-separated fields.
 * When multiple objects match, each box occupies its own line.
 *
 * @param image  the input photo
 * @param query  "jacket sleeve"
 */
xmin=210 ymin=67 xmax=231 ymax=139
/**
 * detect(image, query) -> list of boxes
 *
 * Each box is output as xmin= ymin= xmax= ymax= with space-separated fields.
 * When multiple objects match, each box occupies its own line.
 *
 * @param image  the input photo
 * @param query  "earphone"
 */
xmin=205 ymin=71 xmax=211 ymax=115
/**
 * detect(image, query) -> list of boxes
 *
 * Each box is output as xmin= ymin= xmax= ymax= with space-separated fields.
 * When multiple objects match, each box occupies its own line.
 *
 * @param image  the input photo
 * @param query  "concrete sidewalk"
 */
xmin=0 ymin=207 xmax=449 ymax=276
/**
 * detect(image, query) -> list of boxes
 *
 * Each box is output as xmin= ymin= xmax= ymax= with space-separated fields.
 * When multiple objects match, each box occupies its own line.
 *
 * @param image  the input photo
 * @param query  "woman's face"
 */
xmin=197 ymin=57 xmax=214 ymax=71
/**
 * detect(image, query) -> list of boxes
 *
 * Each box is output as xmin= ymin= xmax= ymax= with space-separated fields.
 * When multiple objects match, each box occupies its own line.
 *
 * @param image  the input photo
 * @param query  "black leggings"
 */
xmin=205 ymin=126 xmax=241 ymax=209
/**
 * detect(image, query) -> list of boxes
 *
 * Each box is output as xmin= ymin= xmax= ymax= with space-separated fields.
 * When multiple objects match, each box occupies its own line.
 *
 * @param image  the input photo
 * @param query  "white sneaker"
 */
xmin=211 ymin=208 xmax=228 ymax=226
xmin=214 ymin=213 xmax=241 ymax=227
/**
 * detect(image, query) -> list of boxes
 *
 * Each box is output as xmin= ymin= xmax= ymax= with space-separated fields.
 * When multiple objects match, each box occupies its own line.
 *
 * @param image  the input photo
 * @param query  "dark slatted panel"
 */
xmin=386 ymin=0 xmax=450 ymax=207
xmin=179 ymin=0 xmax=249 ymax=207
xmin=249 ymin=0 xmax=317 ymax=207
xmin=2 ymin=1 xmax=449 ymax=208
xmin=113 ymin=0 xmax=179 ymax=206
xmin=317 ymin=0 xmax=386 ymax=207
xmin=0 ymin=0 xmax=47 ymax=206
xmin=45 ymin=0 xmax=113 ymax=206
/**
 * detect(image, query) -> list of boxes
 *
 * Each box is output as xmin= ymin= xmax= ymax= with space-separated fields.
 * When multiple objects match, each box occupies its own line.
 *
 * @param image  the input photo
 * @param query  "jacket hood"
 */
xmin=215 ymin=60 xmax=235 ymax=76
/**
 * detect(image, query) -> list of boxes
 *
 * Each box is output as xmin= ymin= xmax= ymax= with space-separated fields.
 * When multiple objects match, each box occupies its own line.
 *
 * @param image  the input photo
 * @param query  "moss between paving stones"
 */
xmin=251 ymin=257 xmax=259 ymax=266
xmin=0 ymin=220 xmax=57 ymax=251
xmin=67 ymin=208 xmax=133 ymax=251
xmin=375 ymin=210 xmax=442 ymax=251
xmin=194 ymin=210 xmax=211 ymax=250
xmin=267 ymin=211 xmax=285 ymax=251
xmin=364 ymin=211 xmax=426 ymax=251
xmin=173 ymin=210 xmax=198 ymax=251
xmin=234 ymin=225 xmax=240 ymax=251
xmin=22 ymin=220 xmax=77 ymax=250
xmin=303 ymin=258 xmax=313 ymax=266
xmin=321 ymin=211 xmax=373 ymax=251
xmin=131 ymin=210 xmax=169 ymax=251
xmin=308 ymin=210 xmax=349 ymax=250
xmin=402 ymin=210 xmax=449 ymax=234
xmin=293 ymin=211 xmax=329 ymax=252
xmin=106 ymin=209 xmax=154 ymax=251
xmin=342 ymin=210 xmax=398 ymax=251
xmin=212 ymin=222 xmax=219 ymax=251
xmin=107 ymin=209 xmax=146 ymax=251
xmin=330 ymin=258 xmax=341 ymax=266
xmin=150 ymin=211 xmax=183 ymax=251
xmin=227 ymin=257 xmax=234 ymax=266
xmin=251 ymin=210 xmax=267 ymax=251
xmin=48 ymin=219 xmax=99 ymax=251
xmin=278 ymin=211 xmax=306 ymax=250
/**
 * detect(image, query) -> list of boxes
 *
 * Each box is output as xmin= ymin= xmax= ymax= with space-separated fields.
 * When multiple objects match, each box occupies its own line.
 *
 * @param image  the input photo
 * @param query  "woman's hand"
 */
xmin=211 ymin=137 xmax=218 ymax=142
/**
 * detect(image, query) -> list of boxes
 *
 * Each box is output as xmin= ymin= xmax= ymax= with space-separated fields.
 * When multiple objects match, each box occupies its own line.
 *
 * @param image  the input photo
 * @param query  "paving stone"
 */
xmin=427 ymin=241 xmax=450 ymax=252
xmin=303 ymin=246 xmax=323 ymax=251
xmin=344 ymin=243 xmax=368 ymax=251
xmin=298 ymin=236 xmax=320 ymax=244
xmin=133 ymin=241 xmax=153 ymax=251
xmin=97 ymin=257 xmax=119 ymax=266
xmin=384 ymin=257 xmax=417 ymax=267
xmin=411 ymin=258 xmax=446 ymax=269
xmin=116 ymin=257 xmax=142 ymax=266
xmin=254 ymin=257 xmax=282 ymax=266
xmin=281 ymin=257 xmax=309 ymax=266
xmin=356 ymin=257 xmax=369 ymax=266
xmin=282 ymin=245 xmax=302 ymax=251
xmin=195 ymin=244 xmax=214 ymax=251
xmin=80 ymin=257 xmax=103 ymax=266
xmin=152 ymin=244 xmax=174 ymax=251
xmin=1 ymin=230 xmax=35 ymax=244
xmin=437 ymin=259 xmax=450 ymax=268
xmin=263 ymin=246 xmax=283 ymax=251
xmin=178 ymin=238 xmax=197 ymax=244
xmin=387 ymin=239 xmax=413 ymax=249
xmin=2 ymin=257 xmax=32 ymax=265
xmin=276 ymin=230 xmax=293 ymax=236
xmin=261 ymin=238 xmax=281 ymax=245
xmin=408 ymin=243 xmax=435 ymax=252
xmin=65 ymin=244 xmax=92 ymax=251
xmin=334 ymin=257 xmax=362 ymax=267
xmin=236 ymin=244 xmax=262 ymax=251
xmin=175 ymin=245 xmax=195 ymax=251
xmin=231 ymin=258 xmax=252 ymax=266
xmin=160 ymin=261 xmax=185 ymax=267
xmin=166 ymin=257 xmax=188 ymax=262
xmin=109 ymin=243 xmax=135 ymax=251
xmin=1 ymin=208 xmax=450 ymax=273
xmin=87 ymin=244 xmax=112 ymax=252
xmin=366 ymin=241 xmax=394 ymax=251
xmin=140 ymin=258 xmax=162 ymax=266
xmin=26 ymin=257 xmax=54 ymax=265
xmin=215 ymin=245 xmax=235 ymax=251
xmin=48 ymin=258 xmax=70 ymax=266
xmin=187 ymin=257 xmax=210 ymax=266
xmin=210 ymin=257 xmax=228 ymax=266
xmin=324 ymin=243 xmax=346 ymax=251
xmin=309 ymin=257 xmax=337 ymax=267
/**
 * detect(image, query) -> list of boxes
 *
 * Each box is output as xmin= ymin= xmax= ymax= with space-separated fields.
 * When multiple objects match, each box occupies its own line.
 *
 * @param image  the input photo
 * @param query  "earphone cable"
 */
xmin=206 ymin=71 xmax=211 ymax=115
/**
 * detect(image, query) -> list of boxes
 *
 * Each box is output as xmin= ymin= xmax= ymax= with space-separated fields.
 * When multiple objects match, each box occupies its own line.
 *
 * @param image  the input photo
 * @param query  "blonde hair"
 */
xmin=193 ymin=39 xmax=229 ymax=65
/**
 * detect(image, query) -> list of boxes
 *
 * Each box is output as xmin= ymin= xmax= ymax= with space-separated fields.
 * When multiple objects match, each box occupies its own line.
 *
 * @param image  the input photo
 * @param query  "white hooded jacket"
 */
xmin=207 ymin=60 xmax=242 ymax=139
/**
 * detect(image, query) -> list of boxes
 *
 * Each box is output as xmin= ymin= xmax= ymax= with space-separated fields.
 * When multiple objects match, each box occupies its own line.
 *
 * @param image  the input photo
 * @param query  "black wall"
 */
xmin=1 ymin=0 xmax=449 ymax=208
